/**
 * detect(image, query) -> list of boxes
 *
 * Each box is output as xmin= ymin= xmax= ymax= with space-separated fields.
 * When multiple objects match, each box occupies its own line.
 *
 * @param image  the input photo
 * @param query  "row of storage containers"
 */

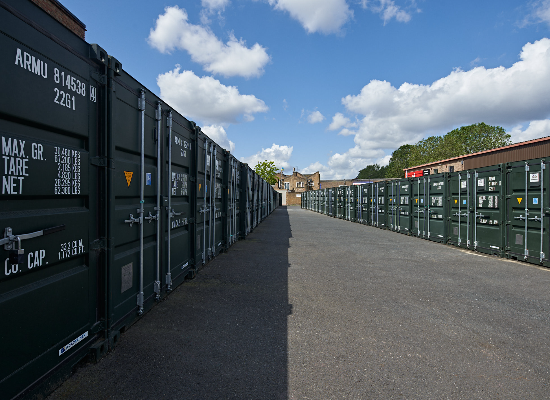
xmin=0 ymin=1 xmax=279 ymax=399
xmin=302 ymin=158 xmax=549 ymax=267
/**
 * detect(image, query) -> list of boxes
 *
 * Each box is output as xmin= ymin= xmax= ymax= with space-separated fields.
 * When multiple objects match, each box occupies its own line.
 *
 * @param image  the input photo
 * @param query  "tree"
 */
xmin=356 ymin=164 xmax=387 ymax=179
xmin=254 ymin=160 xmax=279 ymax=185
xmin=385 ymin=144 xmax=415 ymax=178
xmin=442 ymin=122 xmax=511 ymax=156
xmin=355 ymin=122 xmax=511 ymax=178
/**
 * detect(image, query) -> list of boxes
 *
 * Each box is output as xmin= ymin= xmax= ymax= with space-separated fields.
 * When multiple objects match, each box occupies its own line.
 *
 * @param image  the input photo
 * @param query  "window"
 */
xmin=449 ymin=166 xmax=454 ymax=173
xmin=284 ymin=182 xmax=290 ymax=190
xmin=296 ymin=182 xmax=304 ymax=188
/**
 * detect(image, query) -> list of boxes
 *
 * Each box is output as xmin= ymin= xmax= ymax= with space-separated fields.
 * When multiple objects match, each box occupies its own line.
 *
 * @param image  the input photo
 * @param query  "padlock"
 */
xmin=9 ymin=248 xmax=24 ymax=264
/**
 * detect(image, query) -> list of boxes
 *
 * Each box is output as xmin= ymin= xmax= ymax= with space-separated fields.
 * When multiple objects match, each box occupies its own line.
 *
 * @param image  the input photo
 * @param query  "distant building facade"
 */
xmin=273 ymin=169 xmax=320 ymax=205
xmin=405 ymin=136 xmax=550 ymax=177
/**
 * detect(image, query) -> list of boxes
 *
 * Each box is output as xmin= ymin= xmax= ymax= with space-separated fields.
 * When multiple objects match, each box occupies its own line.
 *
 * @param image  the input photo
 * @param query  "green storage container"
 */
xmin=448 ymin=171 xmax=472 ymax=249
xmin=506 ymin=158 xmax=549 ymax=267
xmin=336 ymin=187 xmax=344 ymax=219
xmin=357 ymin=184 xmax=370 ymax=225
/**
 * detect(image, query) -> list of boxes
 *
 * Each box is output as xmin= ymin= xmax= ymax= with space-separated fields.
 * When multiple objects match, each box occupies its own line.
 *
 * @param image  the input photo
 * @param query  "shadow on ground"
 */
xmin=48 ymin=207 xmax=292 ymax=400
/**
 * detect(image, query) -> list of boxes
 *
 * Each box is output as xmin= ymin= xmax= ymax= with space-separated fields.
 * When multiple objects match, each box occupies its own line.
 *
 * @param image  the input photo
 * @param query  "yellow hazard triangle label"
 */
xmin=124 ymin=171 xmax=133 ymax=187
xmin=517 ymin=197 xmax=522 ymax=204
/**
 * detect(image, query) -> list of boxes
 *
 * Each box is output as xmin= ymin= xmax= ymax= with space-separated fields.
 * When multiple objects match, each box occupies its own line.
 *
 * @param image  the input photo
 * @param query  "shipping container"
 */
xmin=336 ymin=187 xmax=344 ymax=219
xmin=448 ymin=170 xmax=472 ymax=249
xmin=0 ymin=2 xmax=105 ymax=398
xmin=357 ymin=184 xmax=370 ymax=225
xmin=506 ymin=158 xmax=549 ymax=267
xmin=344 ymin=185 xmax=358 ymax=222
xmin=372 ymin=182 xmax=386 ymax=228
xmin=471 ymin=165 xmax=505 ymax=255
xmin=0 ymin=2 xmax=278 ymax=398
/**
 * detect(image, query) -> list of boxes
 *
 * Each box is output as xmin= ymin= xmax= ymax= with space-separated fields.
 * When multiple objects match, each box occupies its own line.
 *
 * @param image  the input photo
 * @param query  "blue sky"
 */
xmin=62 ymin=0 xmax=550 ymax=179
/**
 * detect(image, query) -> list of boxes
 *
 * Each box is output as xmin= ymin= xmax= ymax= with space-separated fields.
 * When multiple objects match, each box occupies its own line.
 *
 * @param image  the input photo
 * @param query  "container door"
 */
xmin=195 ymin=134 xmax=215 ymax=265
xmin=109 ymin=67 xmax=164 ymax=323
xmin=0 ymin=4 xmax=103 ymax=397
xmin=164 ymin=111 xmax=194 ymax=289
xmin=427 ymin=174 xmax=447 ymax=243
xmin=377 ymin=182 xmax=386 ymax=228
xmin=226 ymin=156 xmax=239 ymax=246
xmin=448 ymin=172 xmax=471 ymax=248
xmin=506 ymin=159 xmax=549 ymax=266
xmin=388 ymin=181 xmax=397 ymax=231
xmin=212 ymin=145 xmax=225 ymax=256
xmin=412 ymin=177 xmax=427 ymax=237
xmin=472 ymin=166 xmax=504 ymax=255
xmin=350 ymin=186 xmax=357 ymax=222
xmin=398 ymin=179 xmax=411 ymax=234
xmin=368 ymin=183 xmax=376 ymax=226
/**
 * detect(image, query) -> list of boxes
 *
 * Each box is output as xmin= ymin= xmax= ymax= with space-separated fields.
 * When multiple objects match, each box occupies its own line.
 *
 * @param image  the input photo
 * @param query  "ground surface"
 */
xmin=48 ymin=206 xmax=550 ymax=399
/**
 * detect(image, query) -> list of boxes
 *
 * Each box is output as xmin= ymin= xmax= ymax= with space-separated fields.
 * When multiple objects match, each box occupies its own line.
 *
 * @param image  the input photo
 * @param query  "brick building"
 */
xmin=30 ymin=0 xmax=86 ymax=39
xmin=273 ymin=169 xmax=320 ymax=205
xmin=405 ymin=136 xmax=550 ymax=177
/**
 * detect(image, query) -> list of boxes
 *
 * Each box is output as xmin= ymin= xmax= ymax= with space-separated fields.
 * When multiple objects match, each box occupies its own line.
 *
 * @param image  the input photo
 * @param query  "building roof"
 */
xmin=404 ymin=135 xmax=550 ymax=171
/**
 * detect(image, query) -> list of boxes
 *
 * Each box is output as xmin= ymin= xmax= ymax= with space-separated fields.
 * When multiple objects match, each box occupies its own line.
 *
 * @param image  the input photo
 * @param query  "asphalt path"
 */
xmin=48 ymin=206 xmax=550 ymax=399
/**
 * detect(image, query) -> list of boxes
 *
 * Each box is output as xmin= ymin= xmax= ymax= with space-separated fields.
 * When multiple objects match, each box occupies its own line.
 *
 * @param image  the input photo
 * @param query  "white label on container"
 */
xmin=59 ymin=331 xmax=88 ymax=356
xmin=478 ymin=178 xmax=485 ymax=187
xmin=461 ymin=181 xmax=467 ymax=189
xmin=530 ymin=173 xmax=540 ymax=183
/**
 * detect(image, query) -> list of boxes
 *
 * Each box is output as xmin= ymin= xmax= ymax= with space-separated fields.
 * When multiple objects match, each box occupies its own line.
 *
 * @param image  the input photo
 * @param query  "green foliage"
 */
xmin=254 ymin=160 xmax=279 ymax=185
xmin=384 ymin=144 xmax=414 ymax=178
xmin=442 ymin=122 xmax=511 ymax=156
xmin=357 ymin=123 xmax=512 ymax=179
xmin=356 ymin=164 xmax=387 ymax=179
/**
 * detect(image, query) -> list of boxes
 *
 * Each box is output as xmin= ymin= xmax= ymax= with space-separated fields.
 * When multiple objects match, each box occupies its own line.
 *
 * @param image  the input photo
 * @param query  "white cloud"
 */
xmin=201 ymin=125 xmax=235 ymax=151
xmin=307 ymin=110 xmax=325 ymax=124
xmin=521 ymin=0 xmax=550 ymax=27
xmin=361 ymin=0 xmax=414 ymax=25
xmin=157 ymin=67 xmax=268 ymax=125
xmin=200 ymin=0 xmax=230 ymax=25
xmin=268 ymin=0 xmax=353 ymax=34
xmin=283 ymin=99 xmax=288 ymax=110
xmin=202 ymin=0 xmax=230 ymax=11
xmin=240 ymin=144 xmax=293 ymax=169
xmin=314 ymin=38 xmax=550 ymax=178
xmin=328 ymin=112 xmax=358 ymax=131
xmin=509 ymin=120 xmax=550 ymax=143
xmin=148 ymin=6 xmax=270 ymax=78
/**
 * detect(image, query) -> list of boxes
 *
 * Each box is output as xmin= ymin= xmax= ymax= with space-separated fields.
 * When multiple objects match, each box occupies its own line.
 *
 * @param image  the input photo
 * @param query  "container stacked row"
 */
xmin=302 ymin=159 xmax=549 ymax=267
xmin=0 ymin=1 xmax=279 ymax=398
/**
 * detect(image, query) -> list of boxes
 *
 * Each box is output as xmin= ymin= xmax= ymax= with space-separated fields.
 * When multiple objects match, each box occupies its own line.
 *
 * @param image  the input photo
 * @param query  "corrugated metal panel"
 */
xmin=465 ymin=141 xmax=550 ymax=169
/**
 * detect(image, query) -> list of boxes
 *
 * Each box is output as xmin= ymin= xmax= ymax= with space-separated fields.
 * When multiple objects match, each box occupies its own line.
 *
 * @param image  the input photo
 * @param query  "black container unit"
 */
xmin=506 ymin=158 xmax=549 ymax=267
xmin=471 ymin=165 xmax=505 ymax=256
xmin=336 ymin=187 xmax=344 ymax=219
xmin=448 ymin=170 xmax=472 ymax=249
xmin=0 ymin=2 xmax=104 ymax=398
xmin=357 ymin=184 xmax=369 ymax=225
xmin=225 ymin=153 xmax=241 ymax=247
xmin=427 ymin=173 xmax=447 ymax=243
xmin=387 ymin=180 xmax=399 ymax=232
xmin=396 ymin=179 xmax=412 ymax=234
xmin=372 ymin=181 xmax=386 ymax=228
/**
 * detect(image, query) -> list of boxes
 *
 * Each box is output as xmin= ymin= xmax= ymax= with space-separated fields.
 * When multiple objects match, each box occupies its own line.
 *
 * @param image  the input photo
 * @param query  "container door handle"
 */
xmin=2 ymin=225 xmax=65 ymax=264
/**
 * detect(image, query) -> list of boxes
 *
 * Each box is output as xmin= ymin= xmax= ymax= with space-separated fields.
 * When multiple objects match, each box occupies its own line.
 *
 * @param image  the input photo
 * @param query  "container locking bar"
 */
xmin=2 ymin=225 xmax=65 ymax=264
